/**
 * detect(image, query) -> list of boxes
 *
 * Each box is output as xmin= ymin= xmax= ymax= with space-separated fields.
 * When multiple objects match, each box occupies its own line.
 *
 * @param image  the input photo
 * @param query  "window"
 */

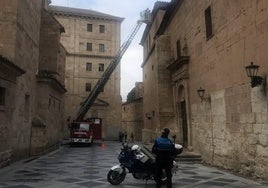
xmin=87 ymin=43 xmax=92 ymax=51
xmin=86 ymin=83 xmax=91 ymax=92
xmin=99 ymin=25 xmax=105 ymax=33
xmin=205 ymin=6 xmax=213 ymax=39
xmin=0 ymin=87 xmax=6 ymax=107
xmin=99 ymin=63 xmax=104 ymax=72
xmin=176 ymin=40 xmax=181 ymax=57
xmin=87 ymin=24 xmax=92 ymax=32
xmin=86 ymin=62 xmax=92 ymax=71
xmin=99 ymin=44 xmax=105 ymax=52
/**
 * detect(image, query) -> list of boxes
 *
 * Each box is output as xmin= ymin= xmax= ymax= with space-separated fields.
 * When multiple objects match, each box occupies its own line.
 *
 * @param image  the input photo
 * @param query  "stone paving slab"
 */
xmin=0 ymin=141 xmax=267 ymax=188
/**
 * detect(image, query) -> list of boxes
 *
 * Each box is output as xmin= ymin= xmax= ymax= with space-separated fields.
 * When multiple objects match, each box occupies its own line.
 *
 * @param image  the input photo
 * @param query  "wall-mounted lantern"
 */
xmin=245 ymin=62 xmax=263 ymax=88
xmin=145 ymin=112 xmax=152 ymax=119
xmin=197 ymin=87 xmax=210 ymax=102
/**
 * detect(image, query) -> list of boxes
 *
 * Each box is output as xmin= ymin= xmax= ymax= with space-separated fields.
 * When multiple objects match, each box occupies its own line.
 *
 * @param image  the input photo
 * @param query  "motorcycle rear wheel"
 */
xmin=107 ymin=169 xmax=126 ymax=185
xmin=132 ymin=172 xmax=139 ymax=179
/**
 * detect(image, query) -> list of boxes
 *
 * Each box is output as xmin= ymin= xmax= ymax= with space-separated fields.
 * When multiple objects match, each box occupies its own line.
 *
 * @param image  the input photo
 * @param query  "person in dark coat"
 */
xmin=130 ymin=132 xmax=134 ymax=142
xmin=152 ymin=128 xmax=175 ymax=188
xmin=124 ymin=131 xmax=127 ymax=142
xmin=118 ymin=131 xmax=124 ymax=142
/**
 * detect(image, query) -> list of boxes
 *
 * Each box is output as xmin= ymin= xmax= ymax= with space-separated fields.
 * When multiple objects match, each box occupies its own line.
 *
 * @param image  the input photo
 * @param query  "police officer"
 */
xmin=152 ymin=128 xmax=175 ymax=188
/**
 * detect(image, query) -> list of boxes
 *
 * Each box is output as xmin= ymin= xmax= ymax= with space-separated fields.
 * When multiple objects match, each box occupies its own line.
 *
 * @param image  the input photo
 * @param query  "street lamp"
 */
xmin=197 ymin=87 xmax=210 ymax=102
xmin=145 ymin=112 xmax=152 ymax=119
xmin=245 ymin=62 xmax=263 ymax=88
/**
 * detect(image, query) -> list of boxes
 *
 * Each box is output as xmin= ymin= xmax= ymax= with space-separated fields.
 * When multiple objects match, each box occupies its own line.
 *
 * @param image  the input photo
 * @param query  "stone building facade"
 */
xmin=0 ymin=0 xmax=66 ymax=166
xmin=122 ymin=82 xmax=144 ymax=141
xmin=50 ymin=6 xmax=124 ymax=140
xmin=141 ymin=0 xmax=268 ymax=179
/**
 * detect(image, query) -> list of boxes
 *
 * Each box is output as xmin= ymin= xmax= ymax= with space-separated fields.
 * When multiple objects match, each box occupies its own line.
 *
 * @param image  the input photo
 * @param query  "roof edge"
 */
xmin=49 ymin=5 xmax=124 ymax=22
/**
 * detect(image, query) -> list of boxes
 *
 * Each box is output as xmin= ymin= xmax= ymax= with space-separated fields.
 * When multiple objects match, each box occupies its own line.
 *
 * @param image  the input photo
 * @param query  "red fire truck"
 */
xmin=69 ymin=121 xmax=93 ymax=145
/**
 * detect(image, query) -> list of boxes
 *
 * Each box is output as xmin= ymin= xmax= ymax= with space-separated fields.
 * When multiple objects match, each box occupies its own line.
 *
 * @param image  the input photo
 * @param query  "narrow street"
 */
xmin=0 ymin=141 xmax=267 ymax=188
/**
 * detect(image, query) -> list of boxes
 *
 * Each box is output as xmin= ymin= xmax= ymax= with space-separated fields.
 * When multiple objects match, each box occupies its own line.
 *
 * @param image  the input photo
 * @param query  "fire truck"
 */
xmin=69 ymin=121 xmax=93 ymax=145
xmin=69 ymin=9 xmax=150 ymax=145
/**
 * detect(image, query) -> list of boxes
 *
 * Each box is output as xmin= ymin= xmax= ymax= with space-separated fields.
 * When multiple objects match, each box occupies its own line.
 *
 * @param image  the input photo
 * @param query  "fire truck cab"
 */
xmin=69 ymin=121 xmax=93 ymax=145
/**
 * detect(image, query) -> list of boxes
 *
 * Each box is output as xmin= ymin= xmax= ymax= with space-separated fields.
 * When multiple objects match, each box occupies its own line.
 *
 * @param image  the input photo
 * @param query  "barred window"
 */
xmin=87 ymin=24 xmax=92 ymax=32
xmin=86 ymin=83 xmax=91 ymax=92
xmin=99 ymin=63 xmax=104 ymax=72
xmin=99 ymin=25 xmax=105 ymax=33
xmin=99 ymin=44 xmax=105 ymax=52
xmin=0 ymin=87 xmax=5 ymax=106
xmin=87 ymin=43 xmax=92 ymax=51
xmin=86 ymin=62 xmax=92 ymax=71
xmin=205 ymin=6 xmax=213 ymax=39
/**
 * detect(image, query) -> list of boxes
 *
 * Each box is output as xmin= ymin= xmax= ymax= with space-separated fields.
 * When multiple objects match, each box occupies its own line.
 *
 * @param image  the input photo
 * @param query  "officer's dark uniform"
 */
xmin=152 ymin=128 xmax=175 ymax=188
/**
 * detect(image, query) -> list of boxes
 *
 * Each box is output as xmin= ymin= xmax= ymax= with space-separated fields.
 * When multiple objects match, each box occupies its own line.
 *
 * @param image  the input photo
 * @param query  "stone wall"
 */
xmin=0 ymin=0 xmax=43 ymax=162
xmin=36 ymin=8 xmax=67 ymax=149
xmin=0 ymin=0 xmax=66 ymax=165
xmin=39 ymin=10 xmax=63 ymax=74
xmin=192 ymin=84 xmax=268 ymax=179
xmin=141 ymin=0 xmax=268 ymax=180
xmin=163 ymin=0 xmax=268 ymax=179
xmin=122 ymin=82 xmax=144 ymax=142
xmin=142 ymin=34 xmax=176 ymax=143
xmin=0 ymin=77 xmax=15 ymax=156
xmin=142 ymin=44 xmax=158 ymax=143
xmin=122 ymin=99 xmax=143 ymax=142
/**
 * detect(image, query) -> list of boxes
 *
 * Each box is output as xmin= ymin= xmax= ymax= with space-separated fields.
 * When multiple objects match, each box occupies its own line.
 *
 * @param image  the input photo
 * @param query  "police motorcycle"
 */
xmin=107 ymin=141 xmax=183 ymax=185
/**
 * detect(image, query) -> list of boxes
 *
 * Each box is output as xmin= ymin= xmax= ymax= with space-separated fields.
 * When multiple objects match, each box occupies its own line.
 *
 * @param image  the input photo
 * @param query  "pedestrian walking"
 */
xmin=152 ymin=128 xmax=175 ymax=188
xmin=124 ymin=131 xmax=127 ymax=142
xmin=130 ymin=132 xmax=134 ymax=142
xmin=118 ymin=131 xmax=124 ymax=142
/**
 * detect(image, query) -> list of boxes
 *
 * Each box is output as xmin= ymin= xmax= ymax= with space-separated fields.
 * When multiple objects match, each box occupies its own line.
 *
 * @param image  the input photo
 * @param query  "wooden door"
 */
xmin=180 ymin=101 xmax=188 ymax=147
xmin=90 ymin=118 xmax=102 ymax=140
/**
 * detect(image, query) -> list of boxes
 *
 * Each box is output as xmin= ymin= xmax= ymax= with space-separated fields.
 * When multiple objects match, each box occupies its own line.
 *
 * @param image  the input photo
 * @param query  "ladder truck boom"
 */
xmin=74 ymin=9 xmax=150 ymax=121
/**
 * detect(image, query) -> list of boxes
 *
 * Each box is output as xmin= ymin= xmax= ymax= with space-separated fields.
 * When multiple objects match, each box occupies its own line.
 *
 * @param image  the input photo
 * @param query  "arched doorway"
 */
xmin=177 ymin=85 xmax=188 ymax=147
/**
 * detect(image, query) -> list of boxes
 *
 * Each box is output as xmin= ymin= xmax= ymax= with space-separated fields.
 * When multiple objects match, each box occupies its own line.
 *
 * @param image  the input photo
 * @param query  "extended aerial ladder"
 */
xmin=74 ymin=9 xmax=150 ymax=121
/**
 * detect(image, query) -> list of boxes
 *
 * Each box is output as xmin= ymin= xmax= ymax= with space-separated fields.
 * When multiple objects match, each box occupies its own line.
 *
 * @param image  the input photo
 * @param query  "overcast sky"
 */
xmin=50 ymin=0 xmax=169 ymax=101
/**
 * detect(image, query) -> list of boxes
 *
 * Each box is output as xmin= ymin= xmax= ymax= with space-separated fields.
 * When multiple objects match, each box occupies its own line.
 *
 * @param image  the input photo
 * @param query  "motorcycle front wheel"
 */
xmin=107 ymin=169 xmax=126 ymax=185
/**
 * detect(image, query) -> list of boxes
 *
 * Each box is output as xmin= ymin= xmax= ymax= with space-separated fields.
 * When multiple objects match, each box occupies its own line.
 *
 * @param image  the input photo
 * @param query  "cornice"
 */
xmin=36 ymin=70 xmax=67 ymax=93
xmin=67 ymin=53 xmax=115 ymax=60
xmin=49 ymin=6 xmax=124 ymax=22
xmin=167 ymin=56 xmax=190 ymax=71
xmin=0 ymin=55 xmax=26 ymax=77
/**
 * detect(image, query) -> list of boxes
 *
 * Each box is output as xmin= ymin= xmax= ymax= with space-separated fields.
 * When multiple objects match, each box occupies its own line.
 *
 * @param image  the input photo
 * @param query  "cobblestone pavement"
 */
xmin=0 ymin=141 xmax=267 ymax=188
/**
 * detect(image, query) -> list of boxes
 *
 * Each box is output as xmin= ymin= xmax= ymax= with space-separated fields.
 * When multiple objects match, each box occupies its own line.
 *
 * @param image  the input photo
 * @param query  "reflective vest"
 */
xmin=156 ymin=137 xmax=173 ymax=150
